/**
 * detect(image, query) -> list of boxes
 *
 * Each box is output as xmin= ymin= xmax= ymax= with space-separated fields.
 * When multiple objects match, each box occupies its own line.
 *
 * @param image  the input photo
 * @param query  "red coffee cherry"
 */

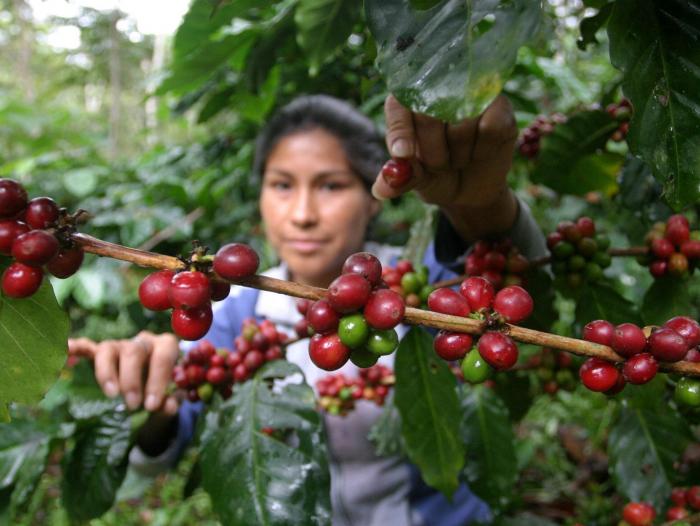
xmin=493 ymin=285 xmax=533 ymax=324
xmin=605 ymin=373 xmax=627 ymax=396
xmin=477 ymin=332 xmax=519 ymax=370
xmin=185 ymin=364 xmax=206 ymax=386
xmin=649 ymin=259 xmax=667 ymax=278
xmin=364 ymin=289 xmax=405 ymax=330
xmin=24 ymin=197 xmax=59 ymax=229
xmin=244 ymin=349 xmax=265 ymax=371
xmin=170 ymin=271 xmax=211 ymax=310
xmin=576 ymin=216 xmax=596 ymax=237
xmin=427 ymin=288 xmax=470 ymax=317
xmin=210 ymin=279 xmax=230 ymax=301
xmin=666 ymin=507 xmax=689 ymax=520
xmin=396 ymin=259 xmax=414 ymax=275
xmin=0 ymin=179 xmax=28 ymax=218
xmin=665 ymin=316 xmax=700 ymax=348
xmin=0 ymin=220 xmax=29 ymax=255
xmin=622 ymin=353 xmax=658 ymax=385
xmin=546 ymin=231 xmax=563 ymax=249
xmin=139 ymin=270 xmax=175 ymax=311
xmin=232 ymin=363 xmax=249 ymax=382
xmin=171 ymin=306 xmax=213 ymax=341
xmin=1 ymin=262 xmax=43 ymax=298
xmin=681 ymin=239 xmax=700 ymax=259
xmin=309 ymin=333 xmax=351 ymax=371
xmin=651 ymin=237 xmax=674 ymax=258
xmin=582 ymin=320 xmax=615 ymax=346
xmin=459 ymin=276 xmax=495 ymax=311
xmin=666 ymin=220 xmax=690 ymax=246
xmin=250 ymin=331 xmax=269 ymax=351
xmin=213 ymin=243 xmax=259 ymax=279
xmin=671 ymin=487 xmax=687 ymax=507
xmin=687 ymin=486 xmax=700 ymax=510
xmin=327 ymin=273 xmax=371 ymax=313
xmin=381 ymin=158 xmax=412 ymax=188
xmin=11 ymin=230 xmax=59 ymax=267
xmin=622 ymin=502 xmax=655 ymax=526
xmin=47 ymin=247 xmax=84 ymax=279
xmin=433 ymin=331 xmax=473 ymax=361
xmin=483 ymin=251 xmax=506 ymax=271
xmin=342 ymin=252 xmax=383 ymax=287
xmin=295 ymin=318 xmax=311 ymax=338
xmin=206 ymin=366 xmax=227 ymax=385
xmin=306 ymin=299 xmax=340 ymax=334
xmin=648 ymin=327 xmax=688 ymax=362
xmin=579 ymin=358 xmax=620 ymax=392
xmin=612 ymin=323 xmax=647 ymax=357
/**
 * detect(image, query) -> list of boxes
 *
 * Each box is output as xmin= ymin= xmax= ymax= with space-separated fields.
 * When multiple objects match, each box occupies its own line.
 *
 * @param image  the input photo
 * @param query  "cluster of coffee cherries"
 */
xmin=606 ymin=98 xmax=632 ymax=142
xmin=464 ymin=238 xmax=529 ymax=290
xmin=427 ymin=276 xmax=534 ymax=379
xmin=525 ymin=347 xmax=577 ymax=395
xmin=517 ymin=112 xmax=568 ymax=159
xmin=316 ymin=365 xmax=393 ymax=416
xmin=172 ymin=319 xmax=286 ymax=402
xmin=380 ymin=158 xmax=413 ymax=189
xmin=578 ymin=316 xmax=700 ymax=394
xmin=381 ymin=259 xmax=433 ymax=308
xmin=641 ymin=214 xmax=700 ymax=279
xmin=621 ymin=486 xmax=700 ymax=525
xmin=0 ymin=178 xmax=85 ymax=298
xmin=303 ymin=252 xmax=405 ymax=371
xmin=547 ymin=216 xmax=611 ymax=287
xmin=138 ymin=243 xmax=259 ymax=340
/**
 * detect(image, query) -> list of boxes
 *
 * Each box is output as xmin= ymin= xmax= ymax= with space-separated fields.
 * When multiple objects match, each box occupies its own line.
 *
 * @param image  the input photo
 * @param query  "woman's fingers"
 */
xmin=143 ymin=333 xmax=180 ymax=412
xmin=118 ymin=339 xmax=152 ymax=410
xmin=471 ymin=95 xmax=518 ymax=162
xmin=94 ymin=341 xmax=120 ymax=398
xmin=384 ymin=94 xmax=416 ymax=159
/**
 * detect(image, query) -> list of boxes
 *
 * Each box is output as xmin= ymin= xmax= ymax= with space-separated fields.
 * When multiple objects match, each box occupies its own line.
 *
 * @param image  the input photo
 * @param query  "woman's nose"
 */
xmin=290 ymin=187 xmax=319 ymax=227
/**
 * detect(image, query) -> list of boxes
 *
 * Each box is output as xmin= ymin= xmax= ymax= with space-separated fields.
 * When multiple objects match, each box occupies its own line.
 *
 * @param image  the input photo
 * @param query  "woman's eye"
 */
xmin=321 ymin=182 xmax=346 ymax=191
xmin=270 ymin=181 xmax=291 ymax=190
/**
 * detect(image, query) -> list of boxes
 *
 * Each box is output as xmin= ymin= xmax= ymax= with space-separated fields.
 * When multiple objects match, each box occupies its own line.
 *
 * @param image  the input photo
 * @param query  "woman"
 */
xmin=69 ymin=93 xmax=546 ymax=525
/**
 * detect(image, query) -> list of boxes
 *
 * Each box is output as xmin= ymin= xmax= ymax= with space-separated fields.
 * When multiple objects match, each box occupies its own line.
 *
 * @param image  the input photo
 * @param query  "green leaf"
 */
xmin=459 ymin=384 xmax=517 ymax=511
xmin=575 ymin=282 xmax=641 ymax=327
xmin=402 ymin=204 xmax=436 ymax=268
xmin=200 ymin=360 xmax=331 ymax=526
xmin=641 ymin=276 xmax=694 ymax=326
xmin=394 ymin=327 xmax=463 ymax=496
xmin=0 ymin=282 xmax=69 ymax=416
xmin=368 ymin=398 xmax=405 ymax=458
xmin=365 ymin=0 xmax=543 ymax=121
xmin=607 ymin=0 xmax=700 ymax=210
xmin=61 ymin=408 xmax=133 ymax=522
xmin=577 ymin=3 xmax=613 ymax=50
xmin=608 ymin=385 xmax=692 ymax=510
xmin=66 ymin=361 xmax=121 ymax=421
xmin=532 ymin=111 xmax=622 ymax=195
xmin=295 ymin=0 xmax=361 ymax=75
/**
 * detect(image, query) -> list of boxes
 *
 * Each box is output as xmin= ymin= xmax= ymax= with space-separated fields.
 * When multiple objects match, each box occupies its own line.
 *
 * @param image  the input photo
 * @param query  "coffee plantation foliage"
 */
xmin=2 ymin=0 xmax=700 ymax=524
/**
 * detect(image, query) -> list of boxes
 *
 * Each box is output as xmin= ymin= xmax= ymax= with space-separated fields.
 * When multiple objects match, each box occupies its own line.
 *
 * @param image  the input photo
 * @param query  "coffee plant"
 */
xmin=2 ymin=0 xmax=700 ymax=525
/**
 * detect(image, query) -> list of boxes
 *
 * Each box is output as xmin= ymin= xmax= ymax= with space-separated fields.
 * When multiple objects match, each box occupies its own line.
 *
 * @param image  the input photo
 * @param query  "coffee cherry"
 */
xmin=477 ymin=332 xmax=519 ymax=370
xmin=295 ymin=318 xmax=311 ymax=338
xmin=396 ymin=260 xmax=413 ymax=275
xmin=579 ymin=358 xmax=620 ymax=392
xmin=185 ymin=364 xmax=206 ymax=386
xmin=459 ymin=276 xmax=495 ymax=311
xmin=400 ymin=272 xmax=422 ymax=294
xmin=381 ymin=158 xmax=412 ymax=188
xmin=605 ymin=373 xmax=627 ymax=396
xmin=461 ymin=349 xmax=493 ymax=383
xmin=309 ymin=333 xmax=351 ymax=371
xmin=250 ymin=331 xmax=269 ymax=351
xmin=493 ymin=285 xmax=533 ymax=324
xmin=576 ymin=216 xmax=596 ymax=237
xmin=0 ymin=179 xmax=27 ymax=218
xmin=622 ymin=502 xmax=655 ymax=526
xmin=666 ymin=507 xmax=689 ymax=520
xmin=171 ymin=306 xmax=213 ymax=341
xmin=649 ymin=259 xmax=668 ymax=277
xmin=651 ymin=237 xmax=674 ymax=258
xmin=664 ymin=316 xmax=700 ymax=347
xmin=170 ymin=271 xmax=211 ymax=310
xmin=11 ymin=230 xmax=59 ymax=267
xmin=364 ymin=289 xmax=405 ymax=330
xmin=233 ymin=363 xmax=250 ymax=382
xmin=681 ymin=239 xmax=700 ymax=259
xmin=306 ymin=299 xmax=340 ymax=334
xmin=671 ymin=487 xmax=688 ymax=507
xmin=206 ymin=366 xmax=227 ymax=385
xmin=612 ymin=323 xmax=647 ymax=357
xmin=576 ymin=237 xmax=598 ymax=258
xmin=433 ymin=330 xmax=472 ymax=361
xmin=213 ymin=243 xmax=259 ymax=279
xmin=342 ymin=252 xmax=382 ymax=287
xmin=687 ymin=486 xmax=700 ymax=510
xmin=327 ymin=273 xmax=371 ymax=313
xmin=675 ymin=377 xmax=700 ymax=407
xmin=648 ymin=327 xmax=688 ymax=362
xmin=0 ymin=220 xmax=28 ymax=255
xmin=265 ymin=346 xmax=283 ymax=362
xmin=139 ymin=270 xmax=175 ymax=311
xmin=484 ymin=251 xmax=506 ymax=271
xmin=2 ymin=262 xmax=43 ymax=298
xmin=47 ymin=247 xmax=84 ymax=279
xmin=24 ymin=197 xmax=59 ymax=229
xmin=338 ymin=313 xmax=370 ymax=349
xmin=667 ymin=220 xmax=690 ymax=246
xmin=669 ymin=252 xmax=689 ymax=276
xmin=244 ymin=349 xmax=265 ymax=371
xmin=366 ymin=328 xmax=399 ymax=356
xmin=209 ymin=279 xmax=230 ymax=302
xmin=546 ymin=231 xmax=563 ymax=249
xmin=350 ymin=347 xmax=379 ymax=368
xmin=622 ymin=353 xmax=658 ymax=384
xmin=427 ymin=288 xmax=470 ymax=317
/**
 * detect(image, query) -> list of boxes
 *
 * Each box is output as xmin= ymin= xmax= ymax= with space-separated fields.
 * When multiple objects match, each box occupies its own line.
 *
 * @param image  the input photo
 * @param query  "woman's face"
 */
xmin=260 ymin=128 xmax=380 ymax=288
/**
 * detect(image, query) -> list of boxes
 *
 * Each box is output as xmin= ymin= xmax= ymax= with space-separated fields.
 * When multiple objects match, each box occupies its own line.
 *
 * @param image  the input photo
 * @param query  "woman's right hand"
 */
xmin=68 ymin=331 xmax=180 ymax=414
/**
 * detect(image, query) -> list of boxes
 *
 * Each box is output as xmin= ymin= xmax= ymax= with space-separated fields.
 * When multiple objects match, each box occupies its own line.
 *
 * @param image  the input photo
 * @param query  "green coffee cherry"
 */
xmin=461 ymin=349 xmax=493 ymax=384
xmin=350 ymin=347 xmax=379 ymax=368
xmin=366 ymin=328 xmax=399 ymax=356
xmin=419 ymin=285 xmax=434 ymax=303
xmin=553 ymin=241 xmax=574 ymax=259
xmin=675 ymin=377 xmax=700 ymax=407
xmin=401 ymin=272 xmax=422 ymax=294
xmin=338 ymin=313 xmax=369 ymax=349
xmin=197 ymin=383 xmax=214 ymax=403
xmin=593 ymin=251 xmax=612 ymax=268
xmin=416 ymin=264 xmax=430 ymax=286
xmin=568 ymin=255 xmax=586 ymax=271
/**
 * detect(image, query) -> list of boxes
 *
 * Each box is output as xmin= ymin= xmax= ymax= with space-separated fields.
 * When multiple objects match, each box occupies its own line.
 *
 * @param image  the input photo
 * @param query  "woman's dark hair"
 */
xmin=253 ymin=94 xmax=386 ymax=190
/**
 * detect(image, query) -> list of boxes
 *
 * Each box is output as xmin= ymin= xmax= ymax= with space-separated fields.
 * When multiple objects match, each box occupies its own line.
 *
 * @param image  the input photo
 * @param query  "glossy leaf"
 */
xmin=0 ymin=282 xmax=69 ymax=417
xmin=532 ymin=110 xmax=621 ymax=195
xmin=200 ymin=360 xmax=331 ymax=526
xmin=575 ymin=282 xmax=641 ymax=327
xmin=641 ymin=276 xmax=694 ymax=326
xmin=66 ymin=360 xmax=121 ymax=420
xmin=365 ymin=0 xmax=543 ymax=121
xmin=295 ymin=0 xmax=362 ymax=75
xmin=608 ymin=383 xmax=691 ymax=510
xmin=607 ymin=0 xmax=700 ymax=210
xmin=460 ymin=385 xmax=517 ymax=511
xmin=394 ymin=327 xmax=463 ymax=497
xmin=577 ymin=3 xmax=613 ymax=50
xmin=61 ymin=407 xmax=132 ymax=522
